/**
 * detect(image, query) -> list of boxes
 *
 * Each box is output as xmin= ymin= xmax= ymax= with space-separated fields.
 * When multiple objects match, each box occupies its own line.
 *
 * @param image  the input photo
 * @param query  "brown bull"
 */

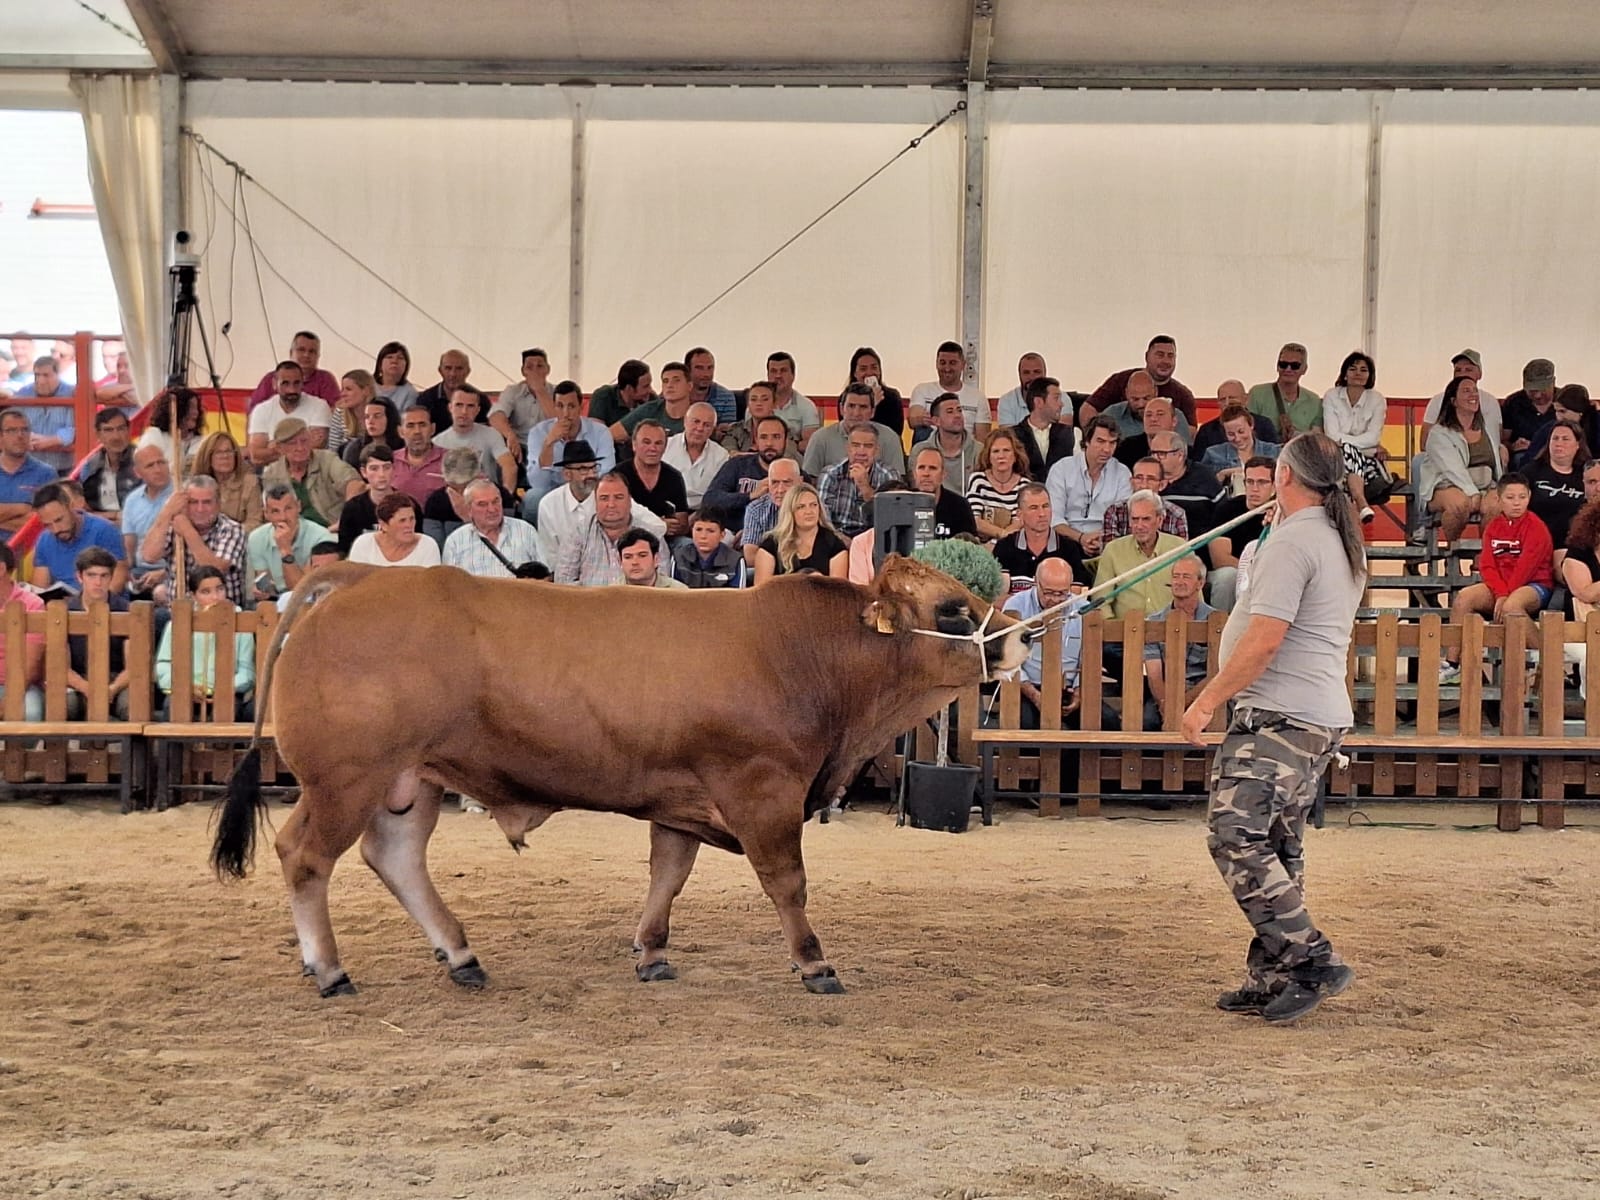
xmin=211 ymin=555 xmax=1029 ymax=997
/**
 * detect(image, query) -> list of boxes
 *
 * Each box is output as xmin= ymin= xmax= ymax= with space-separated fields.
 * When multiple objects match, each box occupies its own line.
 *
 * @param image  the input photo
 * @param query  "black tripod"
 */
xmin=165 ymin=231 xmax=225 ymax=414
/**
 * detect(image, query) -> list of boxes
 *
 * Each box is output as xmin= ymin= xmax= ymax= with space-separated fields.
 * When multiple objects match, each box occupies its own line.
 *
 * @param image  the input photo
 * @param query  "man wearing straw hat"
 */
xmin=1181 ymin=432 xmax=1366 ymax=1025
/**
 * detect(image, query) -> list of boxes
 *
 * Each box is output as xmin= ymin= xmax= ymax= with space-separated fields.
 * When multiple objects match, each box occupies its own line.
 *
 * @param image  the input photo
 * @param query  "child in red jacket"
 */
xmin=1441 ymin=473 xmax=1554 ymax=682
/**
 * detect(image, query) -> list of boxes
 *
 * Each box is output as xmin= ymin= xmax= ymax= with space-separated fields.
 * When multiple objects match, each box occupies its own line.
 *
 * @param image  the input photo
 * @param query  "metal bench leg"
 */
xmin=979 ymin=743 xmax=995 ymax=825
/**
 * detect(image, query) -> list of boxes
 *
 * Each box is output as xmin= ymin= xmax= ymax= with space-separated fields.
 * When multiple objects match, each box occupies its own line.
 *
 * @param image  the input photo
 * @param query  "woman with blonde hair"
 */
xmin=753 ymin=482 xmax=848 ymax=584
xmin=965 ymin=427 xmax=1031 ymax=541
xmin=328 ymin=369 xmax=375 ymax=455
xmin=191 ymin=430 xmax=263 ymax=533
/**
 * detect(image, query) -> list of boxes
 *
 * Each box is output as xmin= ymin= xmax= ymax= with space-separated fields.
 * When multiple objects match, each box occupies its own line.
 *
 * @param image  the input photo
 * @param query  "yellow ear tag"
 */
xmin=875 ymin=609 xmax=895 ymax=635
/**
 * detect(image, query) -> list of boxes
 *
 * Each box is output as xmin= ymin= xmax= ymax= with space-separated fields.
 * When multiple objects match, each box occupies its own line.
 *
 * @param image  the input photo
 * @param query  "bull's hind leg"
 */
xmin=633 ymin=823 xmax=701 ymax=982
xmin=742 ymin=820 xmax=843 ymax=994
xmin=275 ymin=782 xmax=376 ymax=998
xmin=359 ymin=771 xmax=485 ymax=988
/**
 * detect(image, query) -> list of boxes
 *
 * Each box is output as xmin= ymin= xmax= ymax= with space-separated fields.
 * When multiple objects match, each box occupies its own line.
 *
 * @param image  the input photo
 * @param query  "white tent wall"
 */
xmin=579 ymin=87 xmax=961 ymax=399
xmin=985 ymin=89 xmax=1370 ymax=401
xmin=1377 ymin=90 xmax=1600 ymax=399
xmin=183 ymin=81 xmax=571 ymax=391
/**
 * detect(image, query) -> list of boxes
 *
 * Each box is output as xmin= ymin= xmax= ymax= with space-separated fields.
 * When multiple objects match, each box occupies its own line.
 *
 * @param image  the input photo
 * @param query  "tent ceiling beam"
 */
xmin=122 ymin=0 xmax=186 ymax=76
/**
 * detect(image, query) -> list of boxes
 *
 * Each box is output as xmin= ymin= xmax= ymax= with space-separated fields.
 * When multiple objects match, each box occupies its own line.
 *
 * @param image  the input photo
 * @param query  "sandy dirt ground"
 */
xmin=1 ymin=795 xmax=1598 ymax=1200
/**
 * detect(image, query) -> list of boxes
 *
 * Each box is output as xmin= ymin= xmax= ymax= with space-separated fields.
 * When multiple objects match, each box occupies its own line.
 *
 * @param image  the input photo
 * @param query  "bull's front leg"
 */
xmin=743 ymin=825 xmax=843 ymax=994
xmin=633 ymin=823 xmax=701 ymax=982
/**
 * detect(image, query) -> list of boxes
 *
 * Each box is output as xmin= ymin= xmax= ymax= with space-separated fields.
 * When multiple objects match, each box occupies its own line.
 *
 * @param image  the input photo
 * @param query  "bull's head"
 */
xmin=862 ymin=555 xmax=1031 ymax=678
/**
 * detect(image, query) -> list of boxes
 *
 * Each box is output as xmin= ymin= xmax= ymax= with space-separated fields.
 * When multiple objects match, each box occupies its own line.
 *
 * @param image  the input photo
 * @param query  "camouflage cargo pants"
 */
xmin=1207 ymin=707 xmax=1346 ymax=990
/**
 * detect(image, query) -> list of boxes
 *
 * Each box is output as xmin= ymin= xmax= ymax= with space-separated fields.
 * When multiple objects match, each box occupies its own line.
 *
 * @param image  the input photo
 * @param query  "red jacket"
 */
xmin=1479 ymin=511 xmax=1554 ymax=598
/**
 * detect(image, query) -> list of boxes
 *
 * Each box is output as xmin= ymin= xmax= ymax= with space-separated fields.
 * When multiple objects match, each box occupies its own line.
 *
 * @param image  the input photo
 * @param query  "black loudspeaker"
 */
xmin=873 ymin=491 xmax=936 ymax=569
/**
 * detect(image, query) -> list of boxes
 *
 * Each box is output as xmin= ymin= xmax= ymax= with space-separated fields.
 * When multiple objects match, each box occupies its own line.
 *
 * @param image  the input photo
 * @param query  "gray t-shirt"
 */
xmin=434 ymin=425 xmax=507 ymax=481
xmin=1218 ymin=504 xmax=1363 ymax=729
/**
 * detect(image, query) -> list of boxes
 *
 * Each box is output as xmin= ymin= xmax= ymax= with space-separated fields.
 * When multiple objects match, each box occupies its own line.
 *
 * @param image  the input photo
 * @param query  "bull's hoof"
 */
xmin=802 ymin=968 xmax=846 ymax=995
xmin=449 ymin=957 xmax=488 ymax=989
xmin=319 ymin=973 xmax=358 ymax=999
xmin=636 ymin=960 xmax=677 ymax=983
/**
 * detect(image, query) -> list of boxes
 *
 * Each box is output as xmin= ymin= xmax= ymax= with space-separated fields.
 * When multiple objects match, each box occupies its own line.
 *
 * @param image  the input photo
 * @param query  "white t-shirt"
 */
xmin=909 ymin=381 xmax=990 ymax=430
xmin=662 ymin=434 xmax=730 ymax=508
xmin=248 ymin=396 xmax=334 ymax=441
xmin=347 ymin=531 xmax=442 ymax=568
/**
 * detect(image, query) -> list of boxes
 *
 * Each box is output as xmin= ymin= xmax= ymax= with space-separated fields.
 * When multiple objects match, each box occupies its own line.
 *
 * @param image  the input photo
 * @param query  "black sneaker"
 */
xmin=1216 ymin=986 xmax=1276 ymax=1015
xmin=1262 ymin=963 xmax=1355 ymax=1024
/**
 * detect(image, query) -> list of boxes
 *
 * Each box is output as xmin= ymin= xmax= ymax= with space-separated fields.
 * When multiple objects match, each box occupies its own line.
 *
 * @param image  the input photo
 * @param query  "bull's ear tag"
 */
xmin=865 ymin=602 xmax=896 ymax=635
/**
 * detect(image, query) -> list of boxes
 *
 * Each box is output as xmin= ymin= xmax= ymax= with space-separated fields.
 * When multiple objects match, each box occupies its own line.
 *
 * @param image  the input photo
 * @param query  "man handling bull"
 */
xmin=1181 ymin=432 xmax=1365 ymax=1025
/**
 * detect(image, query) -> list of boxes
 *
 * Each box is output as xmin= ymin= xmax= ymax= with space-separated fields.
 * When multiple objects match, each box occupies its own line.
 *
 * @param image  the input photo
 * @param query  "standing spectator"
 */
xmin=0 ymin=410 xmax=58 ymax=531
xmin=1201 ymin=404 xmax=1281 ymax=495
xmin=1419 ymin=376 xmax=1503 ymax=543
xmin=1502 ymin=358 xmax=1558 ymax=468
xmin=908 ymin=341 xmax=989 ymax=439
xmin=192 ymin=431 xmax=263 ymax=535
xmin=348 ymin=493 xmax=440 ymax=568
xmin=1046 ymin=415 xmax=1132 ymax=583
xmin=30 ymin=481 xmax=128 ymax=595
xmin=966 ymin=427 xmax=1031 ymax=542
xmin=1524 ymin=420 xmax=1589 ymax=551
xmin=671 ymin=510 xmax=742 ymax=588
xmin=247 ymin=485 xmax=330 ymax=601
xmin=492 ymin=347 xmax=558 ymax=463
xmin=373 ymin=340 xmax=419 ymax=412
xmin=94 ymin=343 xmax=140 ymax=416
xmin=662 ymin=401 xmax=730 ymax=510
xmin=996 ymin=352 xmax=1049 ymax=428
xmin=1084 ymin=335 xmax=1196 ymax=427
xmin=138 ymin=387 xmax=202 ymax=467
xmin=0 ymin=542 xmax=45 ymax=720
xmin=841 ymin=346 xmax=907 ymax=435
xmin=3 ymin=336 xmax=31 ymax=385
xmin=753 ymin=483 xmax=849 ymax=584
xmin=78 ymin=408 xmax=139 ymax=518
xmin=1439 ymin=474 xmax=1554 ymax=683
xmin=442 ymin=479 xmax=543 ymax=579
xmin=766 ymin=352 xmax=820 ymax=449
xmin=247 ymin=361 xmax=333 ymax=465
xmin=10 ymin=355 xmax=76 ymax=472
xmin=684 ymin=347 xmax=738 ymax=427
xmin=327 ymin=369 xmax=375 ymax=456
xmin=246 ymin=331 xmax=340 ymax=410
xmin=1248 ymin=343 xmax=1322 ymax=440
xmin=141 ymin=474 xmax=248 ymax=607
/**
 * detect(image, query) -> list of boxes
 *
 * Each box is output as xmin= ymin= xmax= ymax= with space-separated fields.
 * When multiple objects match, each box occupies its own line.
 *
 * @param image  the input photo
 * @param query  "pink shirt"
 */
xmin=393 ymin=446 xmax=447 ymax=505
xmin=0 ymin=583 xmax=44 ymax=687
xmin=247 ymin=367 xmax=341 ymax=410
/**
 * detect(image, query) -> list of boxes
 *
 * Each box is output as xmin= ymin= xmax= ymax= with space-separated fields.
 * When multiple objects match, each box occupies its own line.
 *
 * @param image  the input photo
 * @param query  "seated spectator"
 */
xmin=137 ymin=386 xmax=202 ymax=467
xmin=704 ymin=416 xmax=792 ymax=533
xmin=247 ymin=484 xmax=331 ymax=601
xmin=765 ymin=353 xmax=821 ymax=449
xmin=821 ymin=424 xmax=890 ymax=539
xmin=1093 ymin=490 xmax=1186 ymax=620
xmin=94 ymin=341 xmax=139 ymax=416
xmin=908 ymin=341 xmax=990 ymax=440
xmin=922 ymin=393 xmax=981 ymax=492
xmin=1525 ymin=420 xmax=1589 ymax=552
xmin=587 ymin=359 xmax=654 ymax=431
xmin=393 ymin=406 xmax=447 ymax=505
xmin=671 ymin=509 xmax=741 ymax=588
xmin=618 ymin=528 xmax=688 ymax=589
xmin=1116 ymin=395 xmax=1188 ymax=468
xmin=1440 ymin=474 xmax=1554 ymax=683
xmin=996 ymin=352 xmax=1048 ymax=428
xmin=1092 ymin=370 xmax=1192 ymax=444
xmin=1200 ymin=404 xmax=1281 ymax=494
xmin=662 ymin=401 xmax=730 ymax=510
xmin=435 ymin=387 xmax=516 ymax=494
xmin=0 ymin=409 xmax=59 ymax=532
xmin=524 ymin=381 xmax=615 ymax=521
xmin=65 ymin=547 xmax=131 ymax=720
xmin=154 ymin=565 xmax=255 ymax=719
xmin=1502 ymin=358 xmax=1558 ymax=469
xmin=540 ymin=447 xmax=664 ymax=569
xmin=372 ymin=340 xmax=419 ymax=412
xmin=1421 ymin=351 xmax=1502 ymax=452
xmin=247 ymin=362 xmax=333 ymax=465
xmin=349 ymin=493 xmax=440 ymax=568
xmin=1191 ymin=379 xmax=1277 ymax=457
xmin=720 ymin=381 xmax=800 ymax=462
xmin=910 ymin=445 xmax=979 ymax=540
xmin=443 ymin=479 xmax=544 ymax=579
xmin=615 ymin=361 xmax=692 ymax=444
xmin=1011 ymin=375 xmax=1077 ymax=480
xmin=1525 ymin=384 xmax=1595 ymax=464
xmin=141 ymin=474 xmax=248 ymax=608
xmin=1000 ymin=557 xmax=1082 ymax=728
xmin=1141 ymin=555 xmax=1215 ymax=730
xmin=1102 ymin=457 xmax=1188 ymax=543
xmin=245 ymin=330 xmax=340 ymax=409
xmin=1248 ymin=342 xmax=1323 ymax=440
xmin=79 ymin=408 xmax=138 ymax=518
xmin=1045 ymin=415 xmax=1132 ymax=584
xmin=1082 ymin=336 xmax=1197 ymax=426
xmin=617 ymin=419 xmax=690 ymax=538
xmin=841 ymin=346 xmax=907 ymax=435
xmin=192 ymin=431 xmax=264 ymax=535
xmin=0 ymin=541 xmax=44 ymax=720
xmin=1418 ymin=376 xmax=1502 ymax=543
xmin=492 ymin=348 xmax=559 ymax=463
xmin=416 ymin=349 xmax=490 ymax=433
xmin=556 ymin=472 xmax=640 ymax=587
xmin=1320 ymin=351 xmax=1389 ymax=522
xmin=684 ymin=346 xmax=738 ymax=427
xmin=1149 ymin=431 xmax=1220 ymax=535
xmin=122 ymin=444 xmax=175 ymax=601
xmin=803 ymin=386 xmax=907 ymax=478
xmin=966 ymin=427 xmax=1031 ymax=542
xmin=9 ymin=355 xmax=76 ymax=472
xmin=338 ymin=443 xmax=398 ymax=555
xmin=847 ymin=478 xmax=917 ymax=584
xmin=1205 ymin=455 xmax=1275 ymax=612
xmin=1561 ymin=495 xmax=1600 ymax=632
xmin=740 ymin=458 xmax=802 ymax=568
xmin=341 ymin=396 xmax=405 ymax=469
xmin=30 ymin=481 xmax=128 ymax=595
xmin=993 ymin=482 xmax=1072 ymax=593
xmin=327 ymin=368 xmax=376 ymax=456
xmin=754 ymin=483 xmax=849 ymax=584
xmin=274 ymin=542 xmax=344 ymax=613
xmin=262 ymin=418 xmax=363 ymax=532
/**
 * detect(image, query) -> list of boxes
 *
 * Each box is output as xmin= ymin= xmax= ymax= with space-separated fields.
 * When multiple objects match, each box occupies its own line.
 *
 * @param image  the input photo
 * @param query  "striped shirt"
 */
xmin=441 ymin=518 xmax=543 ymax=578
xmin=964 ymin=470 xmax=1027 ymax=528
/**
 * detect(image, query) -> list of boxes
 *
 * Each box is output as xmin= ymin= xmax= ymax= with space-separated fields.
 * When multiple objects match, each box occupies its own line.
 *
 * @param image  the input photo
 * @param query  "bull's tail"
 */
xmin=212 ymin=563 xmax=376 ymax=879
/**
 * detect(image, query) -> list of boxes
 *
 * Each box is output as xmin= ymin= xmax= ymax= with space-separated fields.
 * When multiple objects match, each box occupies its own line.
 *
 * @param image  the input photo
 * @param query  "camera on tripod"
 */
xmin=165 ymin=229 xmax=222 ymax=396
xmin=171 ymin=229 xmax=201 ymax=271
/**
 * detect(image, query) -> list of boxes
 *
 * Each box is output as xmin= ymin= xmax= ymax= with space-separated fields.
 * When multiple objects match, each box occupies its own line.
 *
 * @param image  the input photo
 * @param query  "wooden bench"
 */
xmin=0 ymin=599 xmax=155 ymax=812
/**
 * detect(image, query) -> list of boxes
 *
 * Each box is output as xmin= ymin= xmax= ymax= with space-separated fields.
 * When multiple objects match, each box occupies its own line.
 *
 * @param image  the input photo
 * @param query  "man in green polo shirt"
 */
xmin=247 ymin=483 xmax=330 ymax=601
xmin=1247 ymin=342 xmax=1323 ymax=441
xmin=1093 ymin=489 xmax=1185 ymax=620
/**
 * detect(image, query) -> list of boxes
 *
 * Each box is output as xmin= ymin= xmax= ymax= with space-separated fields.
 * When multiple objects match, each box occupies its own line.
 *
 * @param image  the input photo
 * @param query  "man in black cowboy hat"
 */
xmin=535 ymin=438 xmax=665 ymax=567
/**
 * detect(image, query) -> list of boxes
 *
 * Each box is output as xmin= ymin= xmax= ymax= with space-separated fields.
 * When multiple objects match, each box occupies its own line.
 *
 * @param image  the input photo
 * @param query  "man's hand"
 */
xmin=1080 ymin=531 xmax=1104 ymax=555
xmin=749 ymin=478 xmax=770 ymax=500
xmin=665 ymin=513 xmax=690 ymax=538
xmin=503 ymin=429 xmax=525 ymax=462
xmin=1513 ymin=437 xmax=1531 ymax=453
xmin=159 ymin=489 xmax=188 ymax=520
xmin=1181 ymin=696 xmax=1215 ymax=747
xmin=848 ymin=463 xmax=872 ymax=492
xmin=273 ymin=522 xmax=296 ymax=557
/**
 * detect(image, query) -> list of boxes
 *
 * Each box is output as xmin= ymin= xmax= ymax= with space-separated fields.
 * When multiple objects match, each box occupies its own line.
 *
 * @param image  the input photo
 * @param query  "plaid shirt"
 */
xmin=555 ymin=515 xmax=625 ymax=587
xmin=740 ymin=494 xmax=778 ymax=548
xmin=1100 ymin=497 xmax=1189 ymax=542
xmin=817 ymin=460 xmax=895 ymax=537
xmin=160 ymin=514 xmax=247 ymax=606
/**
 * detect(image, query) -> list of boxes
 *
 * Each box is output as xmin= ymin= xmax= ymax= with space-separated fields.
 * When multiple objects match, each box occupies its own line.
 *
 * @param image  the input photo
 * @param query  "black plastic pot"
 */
xmin=904 ymin=762 xmax=979 ymax=833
